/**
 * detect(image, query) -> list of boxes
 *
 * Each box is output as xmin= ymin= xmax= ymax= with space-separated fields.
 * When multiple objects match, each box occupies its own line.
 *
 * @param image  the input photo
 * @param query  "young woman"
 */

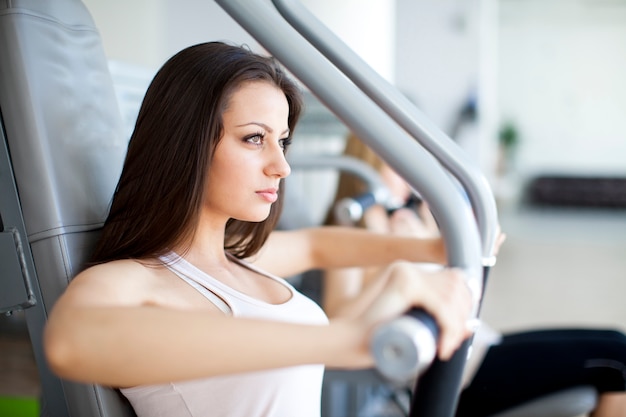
xmin=324 ymin=133 xmax=626 ymax=417
xmin=43 ymin=42 xmax=474 ymax=417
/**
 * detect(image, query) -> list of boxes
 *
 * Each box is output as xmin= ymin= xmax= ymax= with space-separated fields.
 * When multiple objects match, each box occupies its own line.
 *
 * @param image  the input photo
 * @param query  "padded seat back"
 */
xmin=0 ymin=0 xmax=135 ymax=415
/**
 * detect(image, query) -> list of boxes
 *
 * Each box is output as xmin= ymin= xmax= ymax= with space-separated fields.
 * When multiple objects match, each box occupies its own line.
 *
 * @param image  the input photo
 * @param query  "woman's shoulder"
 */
xmin=66 ymin=258 xmax=166 ymax=305
xmin=77 ymin=258 xmax=161 ymax=281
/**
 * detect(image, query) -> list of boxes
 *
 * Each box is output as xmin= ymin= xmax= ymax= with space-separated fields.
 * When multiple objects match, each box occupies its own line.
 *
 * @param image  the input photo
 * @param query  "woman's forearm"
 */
xmin=259 ymin=227 xmax=446 ymax=278
xmin=309 ymin=226 xmax=446 ymax=269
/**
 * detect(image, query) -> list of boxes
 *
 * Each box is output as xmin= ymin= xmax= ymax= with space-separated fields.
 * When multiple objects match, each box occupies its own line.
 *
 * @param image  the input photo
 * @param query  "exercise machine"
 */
xmin=0 ymin=0 xmax=598 ymax=416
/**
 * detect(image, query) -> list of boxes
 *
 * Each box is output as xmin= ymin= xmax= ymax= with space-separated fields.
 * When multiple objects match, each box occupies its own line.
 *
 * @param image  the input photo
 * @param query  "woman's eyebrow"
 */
xmin=236 ymin=122 xmax=290 ymax=136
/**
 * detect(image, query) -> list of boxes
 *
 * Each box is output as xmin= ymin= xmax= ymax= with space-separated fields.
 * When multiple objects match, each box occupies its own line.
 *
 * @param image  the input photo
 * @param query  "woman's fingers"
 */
xmin=363 ymin=205 xmax=392 ymax=233
xmin=357 ymin=261 xmax=474 ymax=366
xmin=389 ymin=208 xmax=432 ymax=237
xmin=390 ymin=264 xmax=473 ymax=361
xmin=418 ymin=268 xmax=473 ymax=360
xmin=493 ymin=225 xmax=507 ymax=255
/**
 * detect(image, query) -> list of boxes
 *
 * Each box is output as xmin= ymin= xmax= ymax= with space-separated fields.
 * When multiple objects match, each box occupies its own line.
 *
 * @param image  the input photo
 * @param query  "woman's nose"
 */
xmin=265 ymin=146 xmax=291 ymax=178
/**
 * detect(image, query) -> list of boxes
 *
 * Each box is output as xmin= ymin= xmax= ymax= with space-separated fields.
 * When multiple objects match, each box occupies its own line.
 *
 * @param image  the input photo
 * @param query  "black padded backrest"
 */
xmin=0 ymin=0 xmax=135 ymax=415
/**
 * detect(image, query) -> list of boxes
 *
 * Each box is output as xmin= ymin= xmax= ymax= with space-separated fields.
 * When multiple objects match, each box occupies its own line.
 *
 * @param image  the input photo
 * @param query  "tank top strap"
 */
xmin=159 ymin=252 xmax=232 ymax=315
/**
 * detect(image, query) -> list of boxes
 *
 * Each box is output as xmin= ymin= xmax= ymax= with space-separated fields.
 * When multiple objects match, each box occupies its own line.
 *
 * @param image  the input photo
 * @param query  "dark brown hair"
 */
xmin=90 ymin=42 xmax=303 ymax=264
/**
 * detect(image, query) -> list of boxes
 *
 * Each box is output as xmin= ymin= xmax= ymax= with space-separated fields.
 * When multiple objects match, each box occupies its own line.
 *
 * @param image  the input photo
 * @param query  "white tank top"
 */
xmin=121 ymin=252 xmax=328 ymax=417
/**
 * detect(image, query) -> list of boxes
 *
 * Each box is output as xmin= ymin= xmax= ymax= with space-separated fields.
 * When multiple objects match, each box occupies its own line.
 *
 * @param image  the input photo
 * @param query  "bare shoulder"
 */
xmin=62 ymin=259 xmax=165 ymax=307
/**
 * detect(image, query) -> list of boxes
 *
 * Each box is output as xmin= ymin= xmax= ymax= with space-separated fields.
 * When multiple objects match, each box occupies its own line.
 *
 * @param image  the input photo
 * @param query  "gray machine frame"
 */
xmin=0 ymin=0 xmax=598 ymax=416
xmin=0 ymin=1 xmax=135 ymax=415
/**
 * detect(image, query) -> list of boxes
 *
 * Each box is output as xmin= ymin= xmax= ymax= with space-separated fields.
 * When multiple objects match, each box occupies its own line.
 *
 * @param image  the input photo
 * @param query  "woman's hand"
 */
xmin=388 ymin=207 xmax=437 ymax=238
xmin=493 ymin=224 xmax=506 ymax=255
xmin=364 ymin=201 xmax=440 ymax=239
xmin=337 ymin=261 xmax=473 ymax=366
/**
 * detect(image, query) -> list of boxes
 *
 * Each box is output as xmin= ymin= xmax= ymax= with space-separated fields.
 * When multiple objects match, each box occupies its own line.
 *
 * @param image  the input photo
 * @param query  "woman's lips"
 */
xmin=256 ymin=189 xmax=278 ymax=203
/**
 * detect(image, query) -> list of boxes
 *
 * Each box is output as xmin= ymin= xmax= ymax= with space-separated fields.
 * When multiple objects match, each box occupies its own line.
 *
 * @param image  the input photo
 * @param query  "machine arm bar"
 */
xmin=215 ymin=1 xmax=484 ymax=416
xmin=272 ymin=0 xmax=499 ymax=264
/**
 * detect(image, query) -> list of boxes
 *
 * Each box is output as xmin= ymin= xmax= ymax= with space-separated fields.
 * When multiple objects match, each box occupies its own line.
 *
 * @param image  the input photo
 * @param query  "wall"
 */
xmin=396 ymin=0 xmax=482 ymax=133
xmin=83 ymin=0 xmax=260 ymax=69
xmin=84 ymin=0 xmax=626 ymax=204
xmin=395 ymin=0 xmax=499 ymax=184
xmin=498 ymin=0 xmax=626 ymax=181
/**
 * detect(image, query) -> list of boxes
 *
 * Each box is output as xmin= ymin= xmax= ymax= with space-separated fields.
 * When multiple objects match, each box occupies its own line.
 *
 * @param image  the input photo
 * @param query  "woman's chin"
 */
xmin=235 ymin=210 xmax=272 ymax=223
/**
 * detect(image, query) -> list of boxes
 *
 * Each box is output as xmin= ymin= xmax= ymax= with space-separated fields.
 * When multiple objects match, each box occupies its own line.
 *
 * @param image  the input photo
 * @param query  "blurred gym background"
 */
xmin=2 ymin=1 xmax=625 ymax=415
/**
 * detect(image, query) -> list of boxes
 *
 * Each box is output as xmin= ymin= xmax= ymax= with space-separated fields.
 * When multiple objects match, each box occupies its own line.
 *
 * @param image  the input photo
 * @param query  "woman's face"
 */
xmin=204 ymin=81 xmax=291 ymax=224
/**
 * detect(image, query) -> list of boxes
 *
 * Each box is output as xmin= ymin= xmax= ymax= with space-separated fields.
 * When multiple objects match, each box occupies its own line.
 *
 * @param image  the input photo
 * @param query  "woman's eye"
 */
xmin=279 ymin=138 xmax=292 ymax=151
xmin=246 ymin=133 xmax=264 ymax=145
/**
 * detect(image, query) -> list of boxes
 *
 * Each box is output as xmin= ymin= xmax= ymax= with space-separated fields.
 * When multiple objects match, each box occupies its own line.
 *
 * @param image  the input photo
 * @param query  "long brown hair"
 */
xmin=91 ymin=42 xmax=303 ymax=264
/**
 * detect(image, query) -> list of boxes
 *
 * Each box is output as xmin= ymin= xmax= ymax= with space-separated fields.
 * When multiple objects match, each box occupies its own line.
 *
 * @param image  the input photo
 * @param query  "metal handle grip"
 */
xmin=371 ymin=308 xmax=439 ymax=383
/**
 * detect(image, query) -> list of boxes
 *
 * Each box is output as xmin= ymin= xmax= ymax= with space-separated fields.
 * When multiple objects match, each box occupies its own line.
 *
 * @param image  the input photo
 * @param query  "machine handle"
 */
xmin=371 ymin=308 xmax=439 ymax=383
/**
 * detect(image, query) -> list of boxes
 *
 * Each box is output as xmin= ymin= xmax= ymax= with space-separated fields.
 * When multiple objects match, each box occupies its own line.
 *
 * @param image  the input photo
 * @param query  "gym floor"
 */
xmin=1 ymin=204 xmax=625 ymax=415
xmin=482 ymin=204 xmax=626 ymax=335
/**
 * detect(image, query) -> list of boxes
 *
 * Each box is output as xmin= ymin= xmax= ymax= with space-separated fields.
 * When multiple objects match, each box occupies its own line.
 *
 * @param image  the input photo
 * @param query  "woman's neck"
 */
xmin=179 ymin=215 xmax=229 ymax=267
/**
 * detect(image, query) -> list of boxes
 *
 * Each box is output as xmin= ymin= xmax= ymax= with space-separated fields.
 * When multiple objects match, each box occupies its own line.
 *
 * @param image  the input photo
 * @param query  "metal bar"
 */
xmin=215 ymin=0 xmax=482 ymax=275
xmin=272 ymin=0 xmax=499 ymax=263
xmin=288 ymin=154 xmax=386 ymax=192
xmin=215 ymin=1 xmax=483 ymax=416
xmin=288 ymin=154 xmax=392 ymax=226
xmin=0 ymin=227 xmax=37 ymax=313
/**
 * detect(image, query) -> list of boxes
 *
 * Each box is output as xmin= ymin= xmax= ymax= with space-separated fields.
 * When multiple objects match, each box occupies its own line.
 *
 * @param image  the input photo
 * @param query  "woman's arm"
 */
xmin=254 ymin=226 xmax=446 ymax=278
xmin=44 ymin=262 xmax=366 ymax=387
xmin=44 ymin=258 xmax=471 ymax=388
xmin=320 ymin=204 xmax=449 ymax=320
xmin=45 ymin=303 xmax=365 ymax=387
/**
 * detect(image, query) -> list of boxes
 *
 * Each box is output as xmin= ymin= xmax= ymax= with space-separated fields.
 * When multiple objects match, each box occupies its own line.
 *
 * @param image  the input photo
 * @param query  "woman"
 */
xmin=324 ymin=133 xmax=626 ymax=417
xmin=43 ymin=42 xmax=474 ymax=417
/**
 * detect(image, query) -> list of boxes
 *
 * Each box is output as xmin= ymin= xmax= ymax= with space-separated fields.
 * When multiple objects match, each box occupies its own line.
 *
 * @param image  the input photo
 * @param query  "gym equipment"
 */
xmin=0 ymin=1 xmax=135 ymax=415
xmin=0 ymin=0 xmax=598 ymax=416
xmin=216 ymin=1 xmax=598 ymax=416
